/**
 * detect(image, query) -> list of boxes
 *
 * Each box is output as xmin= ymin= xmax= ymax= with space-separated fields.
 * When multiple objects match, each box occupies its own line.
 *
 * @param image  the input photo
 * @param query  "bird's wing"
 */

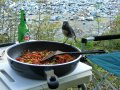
xmin=69 ymin=26 xmax=76 ymax=37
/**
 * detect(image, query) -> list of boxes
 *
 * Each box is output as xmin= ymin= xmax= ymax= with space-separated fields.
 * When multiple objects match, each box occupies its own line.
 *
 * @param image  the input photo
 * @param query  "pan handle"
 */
xmin=45 ymin=69 xmax=59 ymax=89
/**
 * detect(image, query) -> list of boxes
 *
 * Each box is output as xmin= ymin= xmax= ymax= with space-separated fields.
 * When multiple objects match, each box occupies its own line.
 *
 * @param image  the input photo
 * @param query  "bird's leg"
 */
xmin=63 ymin=37 xmax=69 ymax=43
xmin=74 ymin=37 xmax=77 ymax=43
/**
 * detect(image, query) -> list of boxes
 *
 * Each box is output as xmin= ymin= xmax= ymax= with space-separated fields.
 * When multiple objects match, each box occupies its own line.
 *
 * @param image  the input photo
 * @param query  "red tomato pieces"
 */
xmin=16 ymin=50 xmax=75 ymax=64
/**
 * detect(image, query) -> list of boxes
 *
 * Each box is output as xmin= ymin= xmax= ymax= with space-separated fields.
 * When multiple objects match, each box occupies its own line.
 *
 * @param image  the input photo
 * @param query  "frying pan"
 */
xmin=6 ymin=40 xmax=104 ymax=89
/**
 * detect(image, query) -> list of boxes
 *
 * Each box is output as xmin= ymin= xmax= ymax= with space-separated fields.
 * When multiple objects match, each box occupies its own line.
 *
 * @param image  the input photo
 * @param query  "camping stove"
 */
xmin=0 ymin=47 xmax=92 ymax=90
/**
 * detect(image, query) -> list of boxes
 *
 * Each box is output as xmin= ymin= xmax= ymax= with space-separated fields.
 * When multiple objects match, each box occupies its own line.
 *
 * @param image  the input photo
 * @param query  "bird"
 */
xmin=62 ymin=21 xmax=77 ymax=43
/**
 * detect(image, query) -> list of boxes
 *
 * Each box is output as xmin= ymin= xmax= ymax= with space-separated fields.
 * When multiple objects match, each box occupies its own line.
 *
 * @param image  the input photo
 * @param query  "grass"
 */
xmin=0 ymin=34 xmax=9 ymax=43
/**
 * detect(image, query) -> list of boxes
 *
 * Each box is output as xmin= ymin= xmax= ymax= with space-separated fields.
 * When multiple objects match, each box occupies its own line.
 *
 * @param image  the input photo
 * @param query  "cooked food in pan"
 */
xmin=16 ymin=50 xmax=75 ymax=64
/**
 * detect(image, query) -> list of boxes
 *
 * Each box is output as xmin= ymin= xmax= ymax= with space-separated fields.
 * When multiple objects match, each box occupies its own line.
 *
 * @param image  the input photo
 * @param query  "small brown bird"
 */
xmin=62 ymin=21 xmax=77 ymax=43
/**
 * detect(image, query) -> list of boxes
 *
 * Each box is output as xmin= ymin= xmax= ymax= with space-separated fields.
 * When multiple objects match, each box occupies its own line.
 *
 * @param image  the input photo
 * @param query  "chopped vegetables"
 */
xmin=16 ymin=50 xmax=75 ymax=64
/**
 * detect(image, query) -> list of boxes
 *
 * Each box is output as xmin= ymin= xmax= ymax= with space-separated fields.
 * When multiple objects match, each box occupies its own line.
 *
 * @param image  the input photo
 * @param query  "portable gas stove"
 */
xmin=0 ymin=46 xmax=92 ymax=90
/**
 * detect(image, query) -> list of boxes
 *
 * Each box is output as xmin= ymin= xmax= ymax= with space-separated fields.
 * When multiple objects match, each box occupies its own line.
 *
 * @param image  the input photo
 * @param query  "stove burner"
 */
xmin=0 ymin=61 xmax=92 ymax=90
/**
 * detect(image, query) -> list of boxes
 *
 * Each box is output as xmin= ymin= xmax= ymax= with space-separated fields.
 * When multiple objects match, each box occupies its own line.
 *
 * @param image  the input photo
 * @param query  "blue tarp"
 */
xmin=86 ymin=51 xmax=120 ymax=77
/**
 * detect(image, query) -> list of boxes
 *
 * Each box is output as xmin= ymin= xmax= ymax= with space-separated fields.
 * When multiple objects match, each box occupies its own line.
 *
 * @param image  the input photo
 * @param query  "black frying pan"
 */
xmin=6 ymin=41 xmax=105 ymax=89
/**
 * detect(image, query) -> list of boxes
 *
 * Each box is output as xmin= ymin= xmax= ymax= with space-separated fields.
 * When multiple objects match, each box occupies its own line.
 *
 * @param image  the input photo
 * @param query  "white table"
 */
xmin=0 ymin=45 xmax=92 ymax=90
